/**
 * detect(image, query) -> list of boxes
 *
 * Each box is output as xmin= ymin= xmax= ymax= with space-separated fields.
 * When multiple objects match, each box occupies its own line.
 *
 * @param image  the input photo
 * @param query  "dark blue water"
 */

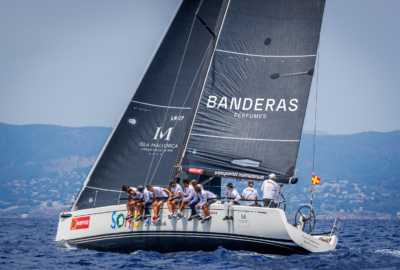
xmin=1 ymin=218 xmax=400 ymax=269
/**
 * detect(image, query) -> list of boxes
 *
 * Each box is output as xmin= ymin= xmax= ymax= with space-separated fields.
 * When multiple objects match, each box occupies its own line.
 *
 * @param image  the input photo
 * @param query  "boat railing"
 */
xmin=72 ymin=189 xmax=293 ymax=213
xmin=63 ymin=193 xmax=77 ymax=212
xmin=276 ymin=190 xmax=294 ymax=224
xmin=329 ymin=218 xmax=341 ymax=238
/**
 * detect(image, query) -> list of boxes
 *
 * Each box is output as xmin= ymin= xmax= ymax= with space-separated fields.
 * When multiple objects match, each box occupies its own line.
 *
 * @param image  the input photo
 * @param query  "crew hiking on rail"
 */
xmin=121 ymin=174 xmax=282 ymax=224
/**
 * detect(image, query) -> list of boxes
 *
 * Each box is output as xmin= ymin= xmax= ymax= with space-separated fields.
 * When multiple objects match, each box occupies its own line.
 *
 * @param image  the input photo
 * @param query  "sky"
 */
xmin=0 ymin=0 xmax=399 ymax=135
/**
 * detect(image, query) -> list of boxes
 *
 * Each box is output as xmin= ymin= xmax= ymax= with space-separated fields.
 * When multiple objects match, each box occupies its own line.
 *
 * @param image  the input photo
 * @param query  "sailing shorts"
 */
xmin=263 ymin=199 xmax=276 ymax=208
xmin=246 ymin=203 xmax=261 ymax=207
xmin=156 ymin=197 xmax=168 ymax=203
xmin=170 ymin=198 xmax=180 ymax=204
xmin=180 ymin=197 xmax=192 ymax=204
xmin=207 ymin=199 xmax=217 ymax=205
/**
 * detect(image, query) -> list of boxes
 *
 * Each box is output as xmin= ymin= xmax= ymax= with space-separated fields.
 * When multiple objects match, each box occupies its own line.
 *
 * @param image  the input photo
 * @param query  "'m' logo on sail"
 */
xmin=153 ymin=127 xmax=173 ymax=141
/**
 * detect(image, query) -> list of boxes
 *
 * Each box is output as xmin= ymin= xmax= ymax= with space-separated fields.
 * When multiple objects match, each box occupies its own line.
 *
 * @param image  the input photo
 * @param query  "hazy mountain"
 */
xmin=1 ymin=123 xmax=399 ymax=217
xmin=302 ymin=130 xmax=330 ymax=135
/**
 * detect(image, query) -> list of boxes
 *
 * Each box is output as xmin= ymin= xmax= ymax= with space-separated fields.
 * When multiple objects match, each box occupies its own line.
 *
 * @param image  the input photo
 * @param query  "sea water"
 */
xmin=1 ymin=218 xmax=400 ymax=269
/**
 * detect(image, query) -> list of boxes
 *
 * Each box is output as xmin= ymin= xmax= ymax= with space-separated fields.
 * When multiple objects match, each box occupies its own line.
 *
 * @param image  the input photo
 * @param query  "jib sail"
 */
xmin=180 ymin=0 xmax=326 ymax=184
xmin=74 ymin=0 xmax=229 ymax=210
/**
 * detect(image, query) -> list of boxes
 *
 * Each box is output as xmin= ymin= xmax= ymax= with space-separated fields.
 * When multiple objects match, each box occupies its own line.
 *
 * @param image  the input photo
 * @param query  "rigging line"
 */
xmin=131 ymin=101 xmax=191 ymax=109
xmin=145 ymin=0 xmax=205 ymax=185
xmin=85 ymin=186 xmax=123 ymax=193
xmin=312 ymin=52 xmax=320 ymax=175
xmin=149 ymin=39 xmax=214 ymax=183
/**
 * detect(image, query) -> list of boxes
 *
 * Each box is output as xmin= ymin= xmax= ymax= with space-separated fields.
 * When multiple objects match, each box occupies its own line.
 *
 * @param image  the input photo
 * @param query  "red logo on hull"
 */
xmin=70 ymin=216 xmax=90 ymax=230
xmin=189 ymin=168 xmax=203 ymax=174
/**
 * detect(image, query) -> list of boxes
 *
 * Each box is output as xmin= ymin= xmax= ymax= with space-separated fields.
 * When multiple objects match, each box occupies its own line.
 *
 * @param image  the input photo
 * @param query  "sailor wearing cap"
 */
xmin=191 ymin=179 xmax=204 ymax=191
xmin=261 ymin=174 xmax=281 ymax=208
xmin=223 ymin=183 xmax=241 ymax=220
xmin=137 ymin=185 xmax=153 ymax=220
xmin=177 ymin=178 xmax=196 ymax=219
xmin=241 ymin=181 xmax=260 ymax=207
xmin=167 ymin=180 xmax=183 ymax=219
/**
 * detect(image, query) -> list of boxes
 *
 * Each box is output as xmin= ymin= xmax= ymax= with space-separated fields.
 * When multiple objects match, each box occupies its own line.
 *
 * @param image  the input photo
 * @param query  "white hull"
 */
xmin=56 ymin=202 xmax=338 ymax=255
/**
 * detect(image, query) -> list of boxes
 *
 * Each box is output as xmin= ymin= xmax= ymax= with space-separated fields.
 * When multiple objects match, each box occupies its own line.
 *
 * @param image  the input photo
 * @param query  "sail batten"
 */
xmin=189 ymin=134 xmax=300 ymax=142
xmin=215 ymin=49 xmax=316 ymax=58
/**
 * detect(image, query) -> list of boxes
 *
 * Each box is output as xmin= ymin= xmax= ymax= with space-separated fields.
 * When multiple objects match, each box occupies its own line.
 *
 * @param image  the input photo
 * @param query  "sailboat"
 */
xmin=56 ymin=0 xmax=340 ymax=255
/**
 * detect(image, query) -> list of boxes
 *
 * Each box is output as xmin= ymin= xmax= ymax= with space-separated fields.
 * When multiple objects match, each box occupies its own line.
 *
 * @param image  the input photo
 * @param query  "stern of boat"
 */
xmin=284 ymin=216 xmax=340 ymax=253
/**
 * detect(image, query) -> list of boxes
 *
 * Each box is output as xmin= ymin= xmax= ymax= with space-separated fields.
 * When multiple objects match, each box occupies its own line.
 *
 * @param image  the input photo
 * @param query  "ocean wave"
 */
xmin=1 ymin=219 xmax=400 ymax=269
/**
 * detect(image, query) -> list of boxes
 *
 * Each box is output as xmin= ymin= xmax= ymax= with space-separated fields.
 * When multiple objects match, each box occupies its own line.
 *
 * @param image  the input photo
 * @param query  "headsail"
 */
xmin=75 ymin=0 xmax=229 ymax=210
xmin=180 ymin=0 xmax=326 ymax=184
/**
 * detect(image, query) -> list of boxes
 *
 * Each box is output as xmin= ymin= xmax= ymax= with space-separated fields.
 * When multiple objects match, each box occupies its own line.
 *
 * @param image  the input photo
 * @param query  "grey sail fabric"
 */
xmin=75 ymin=0 xmax=228 ymax=210
xmin=181 ymin=0 xmax=325 ymax=184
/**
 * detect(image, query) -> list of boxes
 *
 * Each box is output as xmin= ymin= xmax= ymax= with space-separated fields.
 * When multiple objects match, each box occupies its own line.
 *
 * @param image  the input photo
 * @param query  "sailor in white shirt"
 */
xmin=177 ymin=178 xmax=196 ymax=219
xmin=195 ymin=187 xmax=217 ymax=221
xmin=130 ymin=187 xmax=144 ymax=221
xmin=146 ymin=184 xmax=172 ymax=223
xmin=167 ymin=180 xmax=183 ymax=219
xmin=260 ymin=173 xmax=281 ymax=208
xmin=121 ymin=185 xmax=143 ymax=220
xmin=223 ymin=183 xmax=241 ymax=220
xmin=138 ymin=186 xmax=154 ymax=220
xmin=241 ymin=181 xmax=260 ymax=207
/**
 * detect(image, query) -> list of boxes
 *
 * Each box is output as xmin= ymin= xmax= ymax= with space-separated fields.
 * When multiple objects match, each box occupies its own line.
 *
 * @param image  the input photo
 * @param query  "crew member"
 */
xmin=146 ymin=185 xmax=172 ymax=223
xmin=195 ymin=187 xmax=217 ymax=221
xmin=187 ymin=183 xmax=202 ymax=221
xmin=223 ymin=183 xmax=241 ymax=220
xmin=177 ymin=178 xmax=196 ymax=219
xmin=131 ymin=186 xmax=144 ymax=221
xmin=122 ymin=185 xmax=140 ymax=219
xmin=137 ymin=185 xmax=153 ymax=220
xmin=167 ymin=180 xmax=183 ymax=219
xmin=191 ymin=179 xmax=204 ymax=191
xmin=261 ymin=173 xmax=281 ymax=208
xmin=241 ymin=181 xmax=260 ymax=207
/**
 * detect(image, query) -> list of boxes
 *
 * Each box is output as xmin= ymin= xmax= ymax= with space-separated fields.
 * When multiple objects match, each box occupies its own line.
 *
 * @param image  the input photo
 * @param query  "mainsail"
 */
xmin=180 ymin=0 xmax=326 ymax=184
xmin=75 ymin=0 xmax=229 ymax=210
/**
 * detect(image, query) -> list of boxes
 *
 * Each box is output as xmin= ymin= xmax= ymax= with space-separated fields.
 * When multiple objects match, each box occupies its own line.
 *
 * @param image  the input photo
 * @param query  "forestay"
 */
xmin=181 ymin=0 xmax=326 ymax=184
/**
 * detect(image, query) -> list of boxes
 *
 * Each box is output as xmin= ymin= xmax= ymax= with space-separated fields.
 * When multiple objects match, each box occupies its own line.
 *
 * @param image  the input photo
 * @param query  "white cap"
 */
xmin=269 ymin=173 xmax=277 ymax=180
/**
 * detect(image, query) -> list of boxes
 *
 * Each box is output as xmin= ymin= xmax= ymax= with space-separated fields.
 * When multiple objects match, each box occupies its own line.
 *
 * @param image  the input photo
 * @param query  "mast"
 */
xmin=172 ymin=0 xmax=231 ymax=181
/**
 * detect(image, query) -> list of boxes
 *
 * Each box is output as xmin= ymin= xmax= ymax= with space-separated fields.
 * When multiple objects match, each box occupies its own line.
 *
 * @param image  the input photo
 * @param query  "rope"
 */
xmin=312 ymin=52 xmax=320 ymax=176
xmin=310 ymin=37 xmax=321 ymax=219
